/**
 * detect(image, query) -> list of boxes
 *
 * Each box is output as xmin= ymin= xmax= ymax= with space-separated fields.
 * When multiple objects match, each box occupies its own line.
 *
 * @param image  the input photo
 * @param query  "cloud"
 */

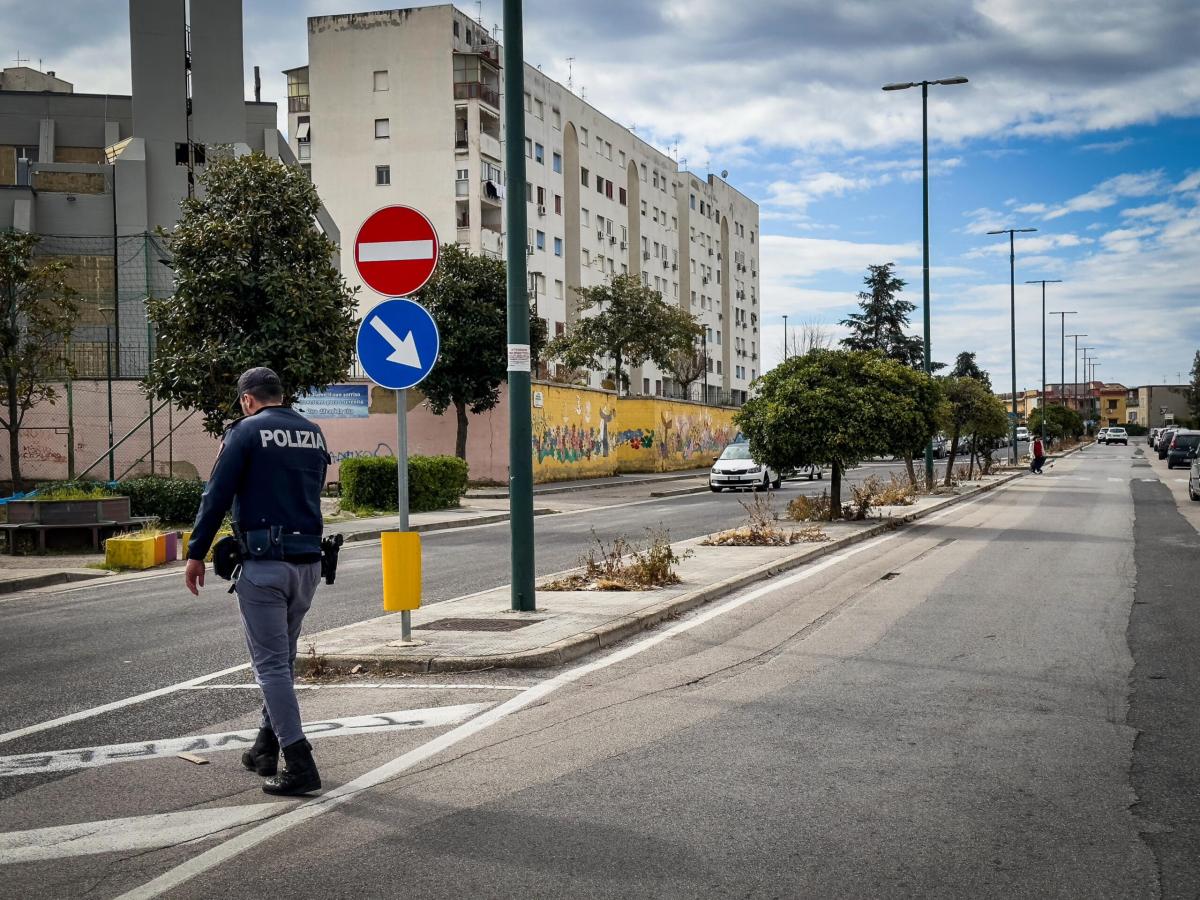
xmin=1034 ymin=170 xmax=1167 ymax=220
xmin=1077 ymin=137 xmax=1139 ymax=153
xmin=764 ymin=172 xmax=875 ymax=211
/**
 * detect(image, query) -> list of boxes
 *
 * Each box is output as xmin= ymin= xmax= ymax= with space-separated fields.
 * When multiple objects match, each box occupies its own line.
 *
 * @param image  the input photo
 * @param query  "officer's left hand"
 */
xmin=184 ymin=559 xmax=206 ymax=595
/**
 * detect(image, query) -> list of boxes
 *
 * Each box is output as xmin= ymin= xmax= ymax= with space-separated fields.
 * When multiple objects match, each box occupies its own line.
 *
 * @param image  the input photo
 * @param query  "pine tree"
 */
xmin=839 ymin=262 xmax=934 ymax=370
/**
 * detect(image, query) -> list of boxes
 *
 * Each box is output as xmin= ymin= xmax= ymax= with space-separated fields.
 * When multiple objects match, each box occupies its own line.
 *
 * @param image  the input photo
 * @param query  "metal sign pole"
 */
xmin=396 ymin=387 xmax=411 ymax=641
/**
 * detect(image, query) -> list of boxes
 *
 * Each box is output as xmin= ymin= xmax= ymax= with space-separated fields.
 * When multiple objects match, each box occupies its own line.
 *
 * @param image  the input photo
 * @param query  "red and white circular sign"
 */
xmin=353 ymin=205 xmax=440 ymax=297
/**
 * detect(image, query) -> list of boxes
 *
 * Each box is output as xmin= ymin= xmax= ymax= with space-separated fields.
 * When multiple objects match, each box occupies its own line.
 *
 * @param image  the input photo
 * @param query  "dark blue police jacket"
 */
xmin=187 ymin=406 xmax=329 ymax=562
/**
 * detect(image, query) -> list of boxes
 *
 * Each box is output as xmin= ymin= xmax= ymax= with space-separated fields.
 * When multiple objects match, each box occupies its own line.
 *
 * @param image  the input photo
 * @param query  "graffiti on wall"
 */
xmin=331 ymin=443 xmax=394 ymax=464
xmin=654 ymin=410 xmax=737 ymax=461
xmin=531 ymin=389 xmax=619 ymax=481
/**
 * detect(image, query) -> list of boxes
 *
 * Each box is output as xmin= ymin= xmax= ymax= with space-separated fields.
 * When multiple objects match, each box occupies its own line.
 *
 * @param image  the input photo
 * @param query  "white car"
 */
xmin=1104 ymin=427 xmax=1128 ymax=446
xmin=710 ymin=442 xmax=781 ymax=492
xmin=1016 ymin=426 xmax=1030 ymax=442
xmin=1096 ymin=428 xmax=1110 ymax=444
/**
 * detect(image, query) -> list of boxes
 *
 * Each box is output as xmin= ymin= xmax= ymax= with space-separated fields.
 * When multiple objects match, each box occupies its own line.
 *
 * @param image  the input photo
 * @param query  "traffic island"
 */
xmin=297 ymin=470 xmax=1024 ymax=676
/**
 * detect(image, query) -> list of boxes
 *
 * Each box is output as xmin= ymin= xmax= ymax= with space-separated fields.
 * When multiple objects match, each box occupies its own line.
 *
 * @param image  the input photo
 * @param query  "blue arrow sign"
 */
xmin=356 ymin=298 xmax=440 ymax=391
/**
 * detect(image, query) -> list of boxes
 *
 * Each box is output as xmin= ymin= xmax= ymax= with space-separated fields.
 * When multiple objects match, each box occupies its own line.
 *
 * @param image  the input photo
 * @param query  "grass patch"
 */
xmin=542 ymin=527 xmax=691 ymax=591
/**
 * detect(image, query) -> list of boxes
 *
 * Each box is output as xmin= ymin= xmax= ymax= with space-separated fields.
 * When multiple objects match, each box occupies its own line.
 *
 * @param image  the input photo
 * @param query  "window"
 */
xmin=456 ymin=167 xmax=469 ymax=180
xmin=523 ymin=92 xmax=532 ymax=112
xmin=554 ymin=193 xmax=562 ymax=214
xmin=643 ymin=378 xmax=650 ymax=394
xmin=375 ymin=165 xmax=390 ymax=185
xmin=298 ymin=142 xmax=311 ymax=160
xmin=554 ymin=279 xmax=564 ymax=299
xmin=453 ymin=20 xmax=460 ymax=37
xmin=652 ymin=171 xmax=659 ymax=189
xmin=373 ymin=70 xmax=388 ymax=91
xmin=641 ymin=200 xmax=647 ymax=217
xmin=525 ymin=182 xmax=532 ymax=202
xmin=690 ymin=193 xmax=696 ymax=210
xmin=618 ymin=150 xmax=626 ymax=167
xmin=605 ymin=180 xmax=613 ymax=199
xmin=717 ymin=361 xmax=722 ymax=375
xmin=579 ymin=127 xmax=588 ymax=146
xmin=374 ymin=118 xmax=390 ymax=139
xmin=535 ymin=143 xmax=544 ymax=164
xmin=582 ymin=249 xmax=590 ymax=266
xmin=619 ymin=187 xmax=627 ymax=206
xmin=525 ymin=138 xmax=533 ymax=158
xmin=552 ymin=107 xmax=561 ymax=130
xmin=700 ymin=201 xmax=706 ymax=215
xmin=640 ymin=163 xmax=647 ymax=182
xmin=606 ymin=142 xmax=613 ymax=160
xmin=581 ymin=166 xmax=589 ymax=186
xmin=581 ymin=208 xmax=590 ymax=227
xmin=554 ymin=237 xmax=563 ymax=257
xmin=716 ymin=331 xmax=722 ymax=346
xmin=534 ymin=98 xmax=544 ymax=119
xmin=536 ymin=230 xmax=545 ymax=250
xmin=596 ymin=174 xmax=603 ymax=193
xmin=536 ymin=186 xmax=545 ymax=205
xmin=552 ymin=151 xmax=562 ymax=173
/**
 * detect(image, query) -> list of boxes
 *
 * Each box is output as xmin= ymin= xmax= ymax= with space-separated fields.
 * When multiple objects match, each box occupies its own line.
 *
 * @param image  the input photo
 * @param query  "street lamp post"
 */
xmin=1073 ymin=339 xmax=1091 ymax=414
xmin=782 ymin=314 xmax=788 ymax=362
xmin=883 ymin=74 xmax=968 ymax=488
xmin=988 ymin=227 xmax=1037 ymax=463
xmin=1031 ymin=282 xmax=1067 ymax=439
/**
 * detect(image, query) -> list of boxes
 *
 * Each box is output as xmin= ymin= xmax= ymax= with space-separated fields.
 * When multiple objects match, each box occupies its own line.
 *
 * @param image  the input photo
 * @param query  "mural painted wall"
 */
xmin=614 ymin=397 xmax=740 ymax=473
xmin=529 ymin=383 xmax=738 ymax=481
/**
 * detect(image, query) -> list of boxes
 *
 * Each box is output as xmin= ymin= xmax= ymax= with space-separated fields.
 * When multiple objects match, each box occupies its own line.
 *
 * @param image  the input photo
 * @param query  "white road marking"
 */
xmin=0 ymin=803 xmax=292 ymax=865
xmin=0 ymin=663 xmax=251 ymax=747
xmin=356 ymin=239 xmax=434 ymax=263
xmin=116 ymin=482 xmax=1009 ymax=900
xmin=1141 ymin=478 xmax=1158 ymax=483
xmin=1108 ymin=477 xmax=1125 ymax=483
xmin=0 ymin=704 xmax=490 ymax=778
xmin=182 ymin=683 xmax=532 ymax=692
xmin=1175 ymin=478 xmax=1188 ymax=484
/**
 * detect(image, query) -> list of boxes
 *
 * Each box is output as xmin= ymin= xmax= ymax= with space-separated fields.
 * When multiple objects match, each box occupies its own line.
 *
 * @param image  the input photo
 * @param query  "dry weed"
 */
xmin=787 ymin=491 xmax=834 ymax=522
xmin=542 ymin=528 xmax=692 ymax=591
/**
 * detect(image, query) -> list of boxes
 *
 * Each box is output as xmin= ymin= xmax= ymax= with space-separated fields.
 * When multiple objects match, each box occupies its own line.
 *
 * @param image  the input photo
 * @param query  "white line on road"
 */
xmin=356 ymin=239 xmax=434 ymax=262
xmin=0 ymin=663 xmax=251 ymax=747
xmin=1108 ymin=477 xmax=1125 ymax=483
xmin=116 ymin=482 xmax=1010 ymax=900
xmin=182 ymin=683 xmax=533 ymax=692
xmin=0 ymin=803 xmax=293 ymax=865
xmin=1141 ymin=478 xmax=1158 ymax=483
xmin=0 ymin=704 xmax=491 ymax=778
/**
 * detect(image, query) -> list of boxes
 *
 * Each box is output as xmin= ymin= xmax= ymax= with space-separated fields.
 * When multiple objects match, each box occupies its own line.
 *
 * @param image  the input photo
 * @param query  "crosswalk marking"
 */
xmin=0 ymin=803 xmax=293 ymax=865
xmin=0 ymin=703 xmax=491 ymax=778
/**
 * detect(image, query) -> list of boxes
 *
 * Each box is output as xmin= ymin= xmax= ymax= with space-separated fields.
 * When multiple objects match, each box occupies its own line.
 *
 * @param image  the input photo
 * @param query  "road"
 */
xmin=10 ymin=443 xmax=1194 ymax=898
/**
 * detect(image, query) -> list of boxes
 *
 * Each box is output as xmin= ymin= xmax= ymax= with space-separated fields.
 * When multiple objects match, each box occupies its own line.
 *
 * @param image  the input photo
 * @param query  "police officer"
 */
xmin=184 ymin=367 xmax=330 ymax=796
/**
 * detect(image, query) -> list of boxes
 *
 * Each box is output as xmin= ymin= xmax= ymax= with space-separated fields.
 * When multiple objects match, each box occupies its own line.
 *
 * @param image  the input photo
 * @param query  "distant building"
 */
xmin=284 ymin=4 xmax=761 ymax=403
xmin=1134 ymin=384 xmax=1191 ymax=427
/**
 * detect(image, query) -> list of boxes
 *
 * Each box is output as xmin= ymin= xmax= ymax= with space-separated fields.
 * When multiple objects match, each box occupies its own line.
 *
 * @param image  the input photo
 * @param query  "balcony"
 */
xmin=288 ymin=95 xmax=309 ymax=113
xmin=454 ymin=81 xmax=500 ymax=109
xmin=479 ymin=131 xmax=502 ymax=161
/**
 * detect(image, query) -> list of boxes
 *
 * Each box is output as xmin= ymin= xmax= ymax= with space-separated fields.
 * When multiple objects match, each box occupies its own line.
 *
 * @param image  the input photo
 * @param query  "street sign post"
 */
xmin=354 ymin=208 xmax=441 ymax=641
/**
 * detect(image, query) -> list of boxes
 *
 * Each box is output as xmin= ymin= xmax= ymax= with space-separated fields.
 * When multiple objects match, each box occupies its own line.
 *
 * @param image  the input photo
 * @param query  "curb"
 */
xmin=0 ymin=570 xmax=110 ymax=595
xmin=468 ymin=469 xmax=709 ymax=499
xmin=336 ymin=507 xmax=558 ymax=544
xmin=649 ymin=485 xmax=709 ymax=498
xmin=307 ymin=471 xmax=1023 ymax=675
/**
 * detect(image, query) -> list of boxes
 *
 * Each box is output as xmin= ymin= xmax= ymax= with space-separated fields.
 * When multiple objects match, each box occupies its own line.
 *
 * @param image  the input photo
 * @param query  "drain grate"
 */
xmin=416 ymin=617 xmax=542 ymax=632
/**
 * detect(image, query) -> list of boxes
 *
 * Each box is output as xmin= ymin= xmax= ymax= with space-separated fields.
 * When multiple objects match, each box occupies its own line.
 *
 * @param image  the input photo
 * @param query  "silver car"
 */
xmin=710 ymin=442 xmax=781 ymax=492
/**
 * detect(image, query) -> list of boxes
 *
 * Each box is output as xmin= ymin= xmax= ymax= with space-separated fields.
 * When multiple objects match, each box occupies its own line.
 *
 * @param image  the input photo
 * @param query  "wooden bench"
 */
xmin=0 ymin=517 xmax=156 ymax=555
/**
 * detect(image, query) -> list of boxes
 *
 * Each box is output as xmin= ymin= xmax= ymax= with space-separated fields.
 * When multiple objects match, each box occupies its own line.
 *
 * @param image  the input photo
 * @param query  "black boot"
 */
xmin=241 ymin=727 xmax=279 ymax=776
xmin=262 ymin=738 xmax=321 ymax=796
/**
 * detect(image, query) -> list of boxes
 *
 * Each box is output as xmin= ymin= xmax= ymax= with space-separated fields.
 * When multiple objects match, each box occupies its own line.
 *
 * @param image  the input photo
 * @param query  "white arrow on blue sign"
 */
xmin=356 ymin=298 xmax=440 ymax=391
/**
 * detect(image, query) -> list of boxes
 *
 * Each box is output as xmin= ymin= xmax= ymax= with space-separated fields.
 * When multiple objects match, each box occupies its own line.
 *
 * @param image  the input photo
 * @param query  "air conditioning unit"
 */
xmin=643 ymin=251 xmax=651 ymax=260
xmin=526 ymin=245 xmax=534 ymax=256
xmin=537 ymin=205 xmax=546 ymax=217
xmin=619 ymin=241 xmax=628 ymax=250
xmin=672 ymin=263 xmax=678 ymax=271
xmin=597 ymin=229 xmax=604 ymax=240
xmin=708 ymin=248 xmax=714 ymax=257
xmin=662 ymin=259 xmax=669 ymax=269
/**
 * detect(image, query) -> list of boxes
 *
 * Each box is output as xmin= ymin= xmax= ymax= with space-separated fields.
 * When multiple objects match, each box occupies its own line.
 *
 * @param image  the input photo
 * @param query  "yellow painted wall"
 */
xmin=530 ymin=382 xmax=739 ymax=482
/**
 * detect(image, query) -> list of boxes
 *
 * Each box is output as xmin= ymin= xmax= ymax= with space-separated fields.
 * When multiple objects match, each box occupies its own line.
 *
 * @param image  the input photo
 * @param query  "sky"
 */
xmin=6 ymin=0 xmax=1198 ymax=391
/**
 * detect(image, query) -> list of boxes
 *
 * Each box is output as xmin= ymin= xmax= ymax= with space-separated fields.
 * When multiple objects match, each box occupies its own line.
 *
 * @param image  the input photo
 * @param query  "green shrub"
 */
xmin=1124 ymin=423 xmax=1148 ymax=436
xmin=341 ymin=455 xmax=469 ymax=513
xmin=33 ymin=481 xmax=114 ymax=500
xmin=117 ymin=476 xmax=206 ymax=524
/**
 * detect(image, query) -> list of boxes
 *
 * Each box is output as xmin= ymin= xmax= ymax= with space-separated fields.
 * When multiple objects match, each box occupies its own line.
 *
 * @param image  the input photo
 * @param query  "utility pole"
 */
xmin=988 ymin=227 xmax=1036 ymax=464
xmin=504 ymin=0 xmax=535 ymax=612
xmin=1066 ymin=332 xmax=1086 ymax=415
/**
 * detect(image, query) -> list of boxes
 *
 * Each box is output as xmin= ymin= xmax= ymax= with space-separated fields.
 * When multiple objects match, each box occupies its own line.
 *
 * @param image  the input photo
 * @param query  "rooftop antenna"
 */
xmin=14 ymin=51 xmax=30 ymax=67
xmin=581 ymin=85 xmax=586 ymax=101
xmin=680 ymin=156 xmax=687 ymax=171
xmin=566 ymin=56 xmax=575 ymax=92
xmin=476 ymin=1 xmax=482 ymax=23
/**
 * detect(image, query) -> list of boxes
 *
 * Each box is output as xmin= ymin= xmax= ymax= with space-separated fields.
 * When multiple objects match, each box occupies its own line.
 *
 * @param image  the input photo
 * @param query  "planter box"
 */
xmin=164 ymin=531 xmax=180 ymax=562
xmin=180 ymin=529 xmax=232 ymax=562
xmin=106 ymin=533 xmax=158 ymax=570
xmin=153 ymin=533 xmax=168 ymax=566
xmin=7 ymin=496 xmax=131 ymax=526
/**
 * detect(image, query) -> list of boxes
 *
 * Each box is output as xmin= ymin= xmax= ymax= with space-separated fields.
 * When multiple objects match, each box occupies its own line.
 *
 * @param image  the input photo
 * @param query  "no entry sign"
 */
xmin=353 ymin=205 xmax=440 ymax=297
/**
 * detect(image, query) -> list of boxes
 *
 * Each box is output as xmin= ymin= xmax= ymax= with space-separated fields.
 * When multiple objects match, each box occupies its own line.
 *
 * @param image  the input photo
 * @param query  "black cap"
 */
xmin=236 ymin=367 xmax=282 ymax=397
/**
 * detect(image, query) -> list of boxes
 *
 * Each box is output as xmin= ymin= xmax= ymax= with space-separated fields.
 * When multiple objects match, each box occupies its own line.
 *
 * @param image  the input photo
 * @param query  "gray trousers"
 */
xmin=235 ymin=560 xmax=321 ymax=748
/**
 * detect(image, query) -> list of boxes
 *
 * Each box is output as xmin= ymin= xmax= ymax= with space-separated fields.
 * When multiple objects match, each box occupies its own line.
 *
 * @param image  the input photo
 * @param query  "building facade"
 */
xmin=286 ymin=4 xmax=761 ymax=403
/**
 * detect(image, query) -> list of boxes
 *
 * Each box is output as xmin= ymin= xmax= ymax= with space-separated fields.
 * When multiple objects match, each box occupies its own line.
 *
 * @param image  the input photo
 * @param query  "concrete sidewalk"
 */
xmin=298 ymin=471 xmax=1022 ymax=675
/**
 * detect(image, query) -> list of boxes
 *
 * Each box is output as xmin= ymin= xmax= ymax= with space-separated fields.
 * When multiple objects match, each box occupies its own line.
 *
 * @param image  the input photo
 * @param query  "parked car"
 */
xmin=1148 ymin=427 xmax=1162 ymax=446
xmin=1096 ymin=428 xmax=1109 ymax=444
xmin=1016 ymin=426 xmax=1030 ymax=442
xmin=1157 ymin=429 xmax=1178 ymax=460
xmin=1166 ymin=430 xmax=1200 ymax=469
xmin=1105 ymin=427 xmax=1129 ymax=446
xmin=710 ymin=442 xmax=781 ymax=492
xmin=932 ymin=435 xmax=948 ymax=459
xmin=1189 ymin=451 xmax=1200 ymax=501
xmin=791 ymin=464 xmax=824 ymax=481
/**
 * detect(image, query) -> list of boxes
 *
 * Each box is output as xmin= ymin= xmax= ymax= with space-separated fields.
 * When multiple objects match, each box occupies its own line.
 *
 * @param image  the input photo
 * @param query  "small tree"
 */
xmin=736 ymin=349 xmax=918 ymax=517
xmin=547 ymin=273 xmax=701 ymax=396
xmin=966 ymin=394 xmax=1009 ymax=477
xmin=0 ymin=232 xmax=79 ymax=491
xmin=938 ymin=376 xmax=998 ymax=485
xmin=663 ymin=345 xmax=707 ymax=399
xmin=951 ymin=351 xmax=992 ymax=391
xmin=1187 ymin=349 xmax=1200 ymax=422
xmin=145 ymin=152 xmax=357 ymax=435
xmin=414 ymin=244 xmax=546 ymax=459
xmin=874 ymin=363 xmax=942 ymax=489
xmin=1028 ymin=404 xmax=1084 ymax=443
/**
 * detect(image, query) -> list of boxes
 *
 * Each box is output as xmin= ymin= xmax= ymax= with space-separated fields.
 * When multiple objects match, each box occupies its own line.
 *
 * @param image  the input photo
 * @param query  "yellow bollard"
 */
xmin=381 ymin=531 xmax=421 ymax=612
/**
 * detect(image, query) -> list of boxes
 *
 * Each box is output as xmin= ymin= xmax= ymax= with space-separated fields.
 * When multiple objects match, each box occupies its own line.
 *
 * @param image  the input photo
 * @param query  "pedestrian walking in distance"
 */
xmin=1030 ymin=435 xmax=1047 ymax=475
xmin=184 ymin=367 xmax=331 ymax=796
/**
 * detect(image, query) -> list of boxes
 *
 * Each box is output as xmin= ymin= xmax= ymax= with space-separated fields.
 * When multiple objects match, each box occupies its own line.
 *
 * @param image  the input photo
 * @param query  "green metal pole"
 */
xmin=1008 ymin=231 xmax=1018 ymax=464
xmin=66 ymin=365 xmax=75 ymax=480
xmin=145 ymin=235 xmax=155 ymax=476
xmin=504 ymin=0 xmax=536 ymax=612
xmin=106 ymin=318 xmax=115 ymax=483
xmin=920 ymin=81 xmax=934 ymax=489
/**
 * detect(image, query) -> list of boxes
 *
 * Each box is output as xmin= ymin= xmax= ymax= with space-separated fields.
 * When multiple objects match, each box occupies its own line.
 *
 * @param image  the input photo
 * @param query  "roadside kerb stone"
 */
xmin=335 ymin=507 xmax=558 ymax=544
xmin=469 ymin=469 xmax=707 ymax=499
xmin=0 ymin=569 xmax=109 ymax=595
xmin=299 ymin=470 xmax=1024 ymax=676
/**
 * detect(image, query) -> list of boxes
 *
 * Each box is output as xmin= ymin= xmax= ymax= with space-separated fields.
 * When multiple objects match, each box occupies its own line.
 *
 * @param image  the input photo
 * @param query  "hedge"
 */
xmin=340 ymin=455 xmax=469 ymax=513
xmin=117 ymin=476 xmax=206 ymax=524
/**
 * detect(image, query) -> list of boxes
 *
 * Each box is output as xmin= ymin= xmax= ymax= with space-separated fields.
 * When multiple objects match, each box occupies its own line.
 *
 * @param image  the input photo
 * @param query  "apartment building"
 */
xmin=285 ymin=4 xmax=761 ymax=402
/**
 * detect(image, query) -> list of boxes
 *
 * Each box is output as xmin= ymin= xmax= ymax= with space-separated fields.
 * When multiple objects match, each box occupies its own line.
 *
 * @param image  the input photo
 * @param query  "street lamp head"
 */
xmin=882 ymin=82 xmax=915 ymax=91
xmin=1029 ymin=280 xmax=1065 ymax=285
xmin=936 ymin=76 xmax=969 ymax=85
xmin=1016 ymin=228 xmax=1038 ymax=233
